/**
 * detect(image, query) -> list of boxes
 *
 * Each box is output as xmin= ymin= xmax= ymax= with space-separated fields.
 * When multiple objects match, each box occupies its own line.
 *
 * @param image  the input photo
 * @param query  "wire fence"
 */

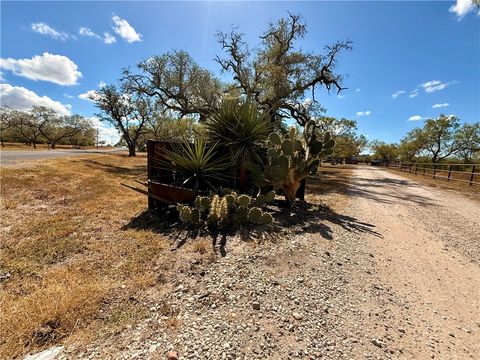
xmin=384 ymin=162 xmax=480 ymax=187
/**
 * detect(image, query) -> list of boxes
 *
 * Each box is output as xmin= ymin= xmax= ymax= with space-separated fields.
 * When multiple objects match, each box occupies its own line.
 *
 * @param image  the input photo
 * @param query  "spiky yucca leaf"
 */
xmin=161 ymin=138 xmax=230 ymax=190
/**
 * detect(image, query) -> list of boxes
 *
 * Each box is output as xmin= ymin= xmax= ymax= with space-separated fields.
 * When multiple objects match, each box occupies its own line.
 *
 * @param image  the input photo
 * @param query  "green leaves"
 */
xmin=205 ymin=99 xmax=272 ymax=166
xmin=161 ymin=138 xmax=230 ymax=190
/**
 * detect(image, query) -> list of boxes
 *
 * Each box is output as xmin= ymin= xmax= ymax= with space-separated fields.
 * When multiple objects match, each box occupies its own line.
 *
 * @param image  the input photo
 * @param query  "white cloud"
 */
xmin=355 ymin=88 xmax=360 ymax=92
xmin=420 ymin=80 xmax=456 ymax=93
xmin=356 ymin=111 xmax=371 ymax=117
xmin=0 ymin=52 xmax=82 ymax=86
xmin=409 ymin=89 xmax=419 ymax=98
xmin=87 ymin=116 xmax=121 ymax=145
xmin=63 ymin=93 xmax=74 ymax=99
xmin=78 ymin=89 xmax=100 ymax=102
xmin=111 ymin=16 xmax=142 ymax=43
xmin=432 ymin=103 xmax=450 ymax=108
xmin=0 ymin=83 xmax=71 ymax=115
xmin=97 ymin=80 xmax=106 ymax=88
xmin=449 ymin=0 xmax=476 ymax=19
xmin=79 ymin=26 xmax=101 ymax=39
xmin=408 ymin=115 xmax=425 ymax=122
xmin=337 ymin=94 xmax=345 ymax=99
xmin=31 ymin=22 xmax=73 ymax=41
xmin=391 ymin=90 xmax=405 ymax=99
xmin=103 ymin=32 xmax=116 ymax=44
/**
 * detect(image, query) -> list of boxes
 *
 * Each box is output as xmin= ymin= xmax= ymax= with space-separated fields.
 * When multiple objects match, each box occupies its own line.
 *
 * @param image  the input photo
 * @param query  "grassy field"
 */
xmin=0 ymin=154 xmax=167 ymax=358
xmin=0 ymin=154 xmax=351 ymax=358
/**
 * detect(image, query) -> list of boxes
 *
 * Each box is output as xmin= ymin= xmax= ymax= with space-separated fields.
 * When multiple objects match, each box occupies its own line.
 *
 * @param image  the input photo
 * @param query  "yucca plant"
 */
xmin=205 ymin=99 xmax=272 ymax=188
xmin=161 ymin=138 xmax=230 ymax=191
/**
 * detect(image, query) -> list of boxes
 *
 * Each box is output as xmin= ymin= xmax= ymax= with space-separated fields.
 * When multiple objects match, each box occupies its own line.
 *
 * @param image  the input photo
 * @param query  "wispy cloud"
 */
xmin=408 ymin=115 xmax=425 ymax=122
xmin=432 ymin=103 xmax=450 ymax=108
xmin=103 ymin=32 xmax=116 ymax=44
xmin=355 ymin=88 xmax=360 ymax=92
xmin=111 ymin=15 xmax=142 ymax=43
xmin=356 ymin=111 xmax=371 ymax=117
xmin=409 ymin=89 xmax=419 ymax=98
xmin=420 ymin=80 xmax=457 ymax=93
xmin=79 ymin=27 xmax=101 ymax=39
xmin=31 ymin=22 xmax=73 ymax=41
xmin=391 ymin=90 xmax=405 ymax=99
xmin=79 ymin=27 xmax=116 ymax=45
xmin=449 ymin=0 xmax=478 ymax=19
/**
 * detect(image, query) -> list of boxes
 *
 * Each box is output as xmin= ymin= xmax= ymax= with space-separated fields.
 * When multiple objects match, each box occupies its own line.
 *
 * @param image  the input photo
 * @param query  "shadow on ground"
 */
xmin=82 ymin=159 xmax=147 ymax=176
xmin=308 ymin=166 xmax=437 ymax=207
xmin=123 ymin=200 xmax=382 ymax=257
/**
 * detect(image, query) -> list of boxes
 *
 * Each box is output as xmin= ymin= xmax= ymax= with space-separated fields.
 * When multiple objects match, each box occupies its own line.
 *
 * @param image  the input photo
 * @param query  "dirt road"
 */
xmin=344 ymin=166 xmax=480 ymax=359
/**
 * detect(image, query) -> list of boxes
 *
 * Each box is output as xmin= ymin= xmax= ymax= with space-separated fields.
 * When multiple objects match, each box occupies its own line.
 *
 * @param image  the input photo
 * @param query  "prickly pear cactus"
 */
xmin=257 ymin=124 xmax=335 ymax=206
xmin=177 ymin=191 xmax=275 ymax=228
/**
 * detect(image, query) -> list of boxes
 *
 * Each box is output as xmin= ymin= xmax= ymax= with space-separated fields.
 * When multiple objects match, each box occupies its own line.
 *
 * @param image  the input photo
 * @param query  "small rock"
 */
xmin=167 ymin=350 xmax=178 ymax=360
xmin=252 ymin=302 xmax=261 ymax=310
xmin=371 ymin=338 xmax=383 ymax=348
xmin=24 ymin=347 xmax=64 ymax=360
xmin=293 ymin=312 xmax=303 ymax=320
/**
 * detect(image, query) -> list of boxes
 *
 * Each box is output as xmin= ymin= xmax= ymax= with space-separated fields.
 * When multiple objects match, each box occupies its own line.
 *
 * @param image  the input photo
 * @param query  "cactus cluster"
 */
xmin=257 ymin=121 xmax=335 ymax=205
xmin=176 ymin=190 xmax=275 ymax=228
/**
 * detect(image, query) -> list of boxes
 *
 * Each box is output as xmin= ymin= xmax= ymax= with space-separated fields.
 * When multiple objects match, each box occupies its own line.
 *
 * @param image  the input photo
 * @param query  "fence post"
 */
xmin=470 ymin=165 xmax=476 ymax=186
xmin=432 ymin=164 xmax=436 ymax=179
xmin=447 ymin=164 xmax=452 ymax=181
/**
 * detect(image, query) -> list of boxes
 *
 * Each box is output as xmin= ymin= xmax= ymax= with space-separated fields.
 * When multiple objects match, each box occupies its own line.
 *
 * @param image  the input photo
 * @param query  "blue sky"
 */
xmin=1 ymin=1 xmax=479 ymax=144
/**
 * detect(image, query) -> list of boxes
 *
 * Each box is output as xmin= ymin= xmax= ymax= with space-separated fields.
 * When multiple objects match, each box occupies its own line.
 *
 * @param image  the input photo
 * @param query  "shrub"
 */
xmin=205 ymin=99 xmax=272 ymax=188
xmin=160 ymin=138 xmax=230 ymax=190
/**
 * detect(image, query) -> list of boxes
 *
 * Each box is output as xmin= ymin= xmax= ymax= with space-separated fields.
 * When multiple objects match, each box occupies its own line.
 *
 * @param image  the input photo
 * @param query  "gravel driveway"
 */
xmin=56 ymin=166 xmax=479 ymax=360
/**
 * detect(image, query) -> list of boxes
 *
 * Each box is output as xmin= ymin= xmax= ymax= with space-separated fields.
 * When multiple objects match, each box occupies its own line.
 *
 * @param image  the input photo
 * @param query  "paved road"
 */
xmin=0 ymin=148 xmax=124 ymax=165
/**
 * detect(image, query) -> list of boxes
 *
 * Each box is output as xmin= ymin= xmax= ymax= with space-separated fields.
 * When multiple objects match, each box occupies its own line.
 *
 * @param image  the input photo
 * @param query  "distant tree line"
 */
xmin=370 ymin=114 xmax=480 ymax=164
xmin=0 ymin=106 xmax=95 ymax=148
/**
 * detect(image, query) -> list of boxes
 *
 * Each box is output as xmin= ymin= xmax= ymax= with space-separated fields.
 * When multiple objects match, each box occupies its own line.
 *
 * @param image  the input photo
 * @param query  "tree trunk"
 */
xmin=51 ymin=143 xmax=56 ymax=149
xmin=128 ymin=144 xmax=136 ymax=156
xmin=33 ymin=142 xmax=37 ymax=149
xmin=283 ymin=181 xmax=301 ymax=208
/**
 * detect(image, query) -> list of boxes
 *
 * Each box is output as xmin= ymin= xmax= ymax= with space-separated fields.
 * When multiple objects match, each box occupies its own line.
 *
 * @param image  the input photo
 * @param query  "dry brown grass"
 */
xmin=191 ymin=238 xmax=211 ymax=254
xmin=0 ymin=153 xmax=174 ymax=358
xmin=385 ymin=167 xmax=480 ymax=200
